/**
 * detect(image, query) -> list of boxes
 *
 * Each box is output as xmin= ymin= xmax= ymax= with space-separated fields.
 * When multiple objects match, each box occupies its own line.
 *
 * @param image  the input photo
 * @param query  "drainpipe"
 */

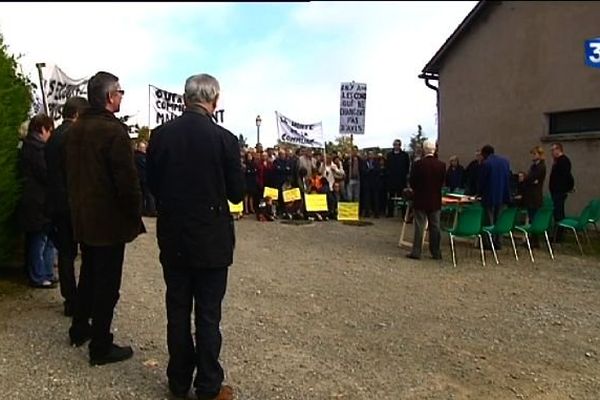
xmin=418 ymin=72 xmax=440 ymax=137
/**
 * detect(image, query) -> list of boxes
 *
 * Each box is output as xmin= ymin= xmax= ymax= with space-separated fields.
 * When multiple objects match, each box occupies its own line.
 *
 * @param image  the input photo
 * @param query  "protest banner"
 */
xmin=283 ymin=188 xmax=302 ymax=203
xmin=337 ymin=202 xmax=360 ymax=221
xmin=228 ymin=201 xmax=244 ymax=213
xmin=275 ymin=111 xmax=324 ymax=148
xmin=305 ymin=194 xmax=328 ymax=212
xmin=263 ymin=187 xmax=279 ymax=200
xmin=339 ymin=82 xmax=367 ymax=135
xmin=149 ymin=84 xmax=225 ymax=128
xmin=43 ymin=65 xmax=89 ymax=124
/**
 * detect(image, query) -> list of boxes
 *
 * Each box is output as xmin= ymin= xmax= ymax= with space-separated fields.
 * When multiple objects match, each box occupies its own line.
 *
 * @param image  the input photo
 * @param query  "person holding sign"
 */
xmin=147 ymin=73 xmax=242 ymax=400
xmin=406 ymin=140 xmax=446 ymax=261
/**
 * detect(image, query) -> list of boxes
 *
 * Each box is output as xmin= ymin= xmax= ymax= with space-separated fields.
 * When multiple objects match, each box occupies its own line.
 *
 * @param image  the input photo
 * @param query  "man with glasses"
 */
xmin=65 ymin=71 xmax=144 ymax=366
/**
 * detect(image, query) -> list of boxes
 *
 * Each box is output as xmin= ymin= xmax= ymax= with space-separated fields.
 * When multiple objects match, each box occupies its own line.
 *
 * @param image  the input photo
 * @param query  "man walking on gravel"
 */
xmin=147 ymin=73 xmax=244 ymax=400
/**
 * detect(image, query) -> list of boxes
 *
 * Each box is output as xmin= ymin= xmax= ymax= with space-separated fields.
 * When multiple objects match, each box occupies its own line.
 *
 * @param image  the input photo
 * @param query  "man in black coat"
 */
xmin=134 ymin=141 xmax=157 ymax=217
xmin=385 ymin=139 xmax=410 ymax=217
xmin=45 ymin=96 xmax=89 ymax=316
xmin=407 ymin=140 xmax=446 ymax=260
xmin=549 ymin=143 xmax=574 ymax=242
xmin=147 ymin=73 xmax=243 ymax=400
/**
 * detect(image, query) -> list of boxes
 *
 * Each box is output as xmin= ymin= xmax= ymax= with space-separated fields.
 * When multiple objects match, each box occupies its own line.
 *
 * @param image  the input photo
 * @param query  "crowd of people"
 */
xmin=13 ymin=68 xmax=575 ymax=400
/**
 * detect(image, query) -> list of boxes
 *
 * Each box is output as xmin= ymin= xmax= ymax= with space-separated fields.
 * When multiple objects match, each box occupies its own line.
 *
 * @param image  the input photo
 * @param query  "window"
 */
xmin=548 ymin=108 xmax=600 ymax=135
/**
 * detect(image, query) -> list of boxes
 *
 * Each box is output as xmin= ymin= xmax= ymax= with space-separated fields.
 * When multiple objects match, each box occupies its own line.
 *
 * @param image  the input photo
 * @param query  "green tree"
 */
xmin=409 ymin=124 xmax=428 ymax=155
xmin=0 ymin=33 xmax=34 ymax=263
xmin=238 ymin=134 xmax=248 ymax=149
xmin=325 ymin=135 xmax=353 ymax=155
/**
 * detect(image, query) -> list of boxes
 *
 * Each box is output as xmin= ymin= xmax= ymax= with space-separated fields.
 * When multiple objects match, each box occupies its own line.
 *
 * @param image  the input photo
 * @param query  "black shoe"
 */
xmin=406 ymin=254 xmax=421 ymax=260
xmin=431 ymin=254 xmax=443 ymax=260
xmin=64 ymin=302 xmax=73 ymax=317
xmin=168 ymin=382 xmax=190 ymax=399
xmin=90 ymin=344 xmax=134 ymax=366
xmin=69 ymin=326 xmax=91 ymax=347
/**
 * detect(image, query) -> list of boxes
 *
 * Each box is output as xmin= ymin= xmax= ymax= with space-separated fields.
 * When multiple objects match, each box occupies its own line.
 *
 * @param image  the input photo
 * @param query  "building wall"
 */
xmin=438 ymin=1 xmax=600 ymax=213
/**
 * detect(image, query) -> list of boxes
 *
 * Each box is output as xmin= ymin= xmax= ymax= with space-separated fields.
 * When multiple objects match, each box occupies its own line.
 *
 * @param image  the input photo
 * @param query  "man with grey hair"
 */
xmin=407 ymin=140 xmax=446 ymax=260
xmin=65 ymin=72 xmax=144 ymax=365
xmin=147 ymin=73 xmax=243 ymax=400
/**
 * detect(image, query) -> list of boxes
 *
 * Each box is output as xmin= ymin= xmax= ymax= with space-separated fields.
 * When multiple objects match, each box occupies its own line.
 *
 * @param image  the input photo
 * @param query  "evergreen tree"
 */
xmin=0 ymin=33 xmax=34 ymax=263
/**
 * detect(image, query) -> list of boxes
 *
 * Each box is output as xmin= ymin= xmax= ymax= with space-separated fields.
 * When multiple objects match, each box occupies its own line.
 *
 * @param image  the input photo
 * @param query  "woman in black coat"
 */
xmin=243 ymin=152 xmax=259 ymax=214
xmin=522 ymin=146 xmax=547 ymax=246
xmin=18 ymin=114 xmax=56 ymax=288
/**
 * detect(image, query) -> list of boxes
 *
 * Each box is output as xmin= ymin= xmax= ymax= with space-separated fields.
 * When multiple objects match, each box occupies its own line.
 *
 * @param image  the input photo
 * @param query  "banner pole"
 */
xmin=148 ymin=85 xmax=151 ymax=129
xmin=35 ymin=63 xmax=49 ymax=115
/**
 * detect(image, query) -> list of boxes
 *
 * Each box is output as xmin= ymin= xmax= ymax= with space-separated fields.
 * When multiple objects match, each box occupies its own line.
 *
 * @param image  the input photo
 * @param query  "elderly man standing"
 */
xmin=65 ymin=72 xmax=143 ymax=365
xmin=407 ymin=140 xmax=446 ymax=260
xmin=147 ymin=74 xmax=243 ymax=400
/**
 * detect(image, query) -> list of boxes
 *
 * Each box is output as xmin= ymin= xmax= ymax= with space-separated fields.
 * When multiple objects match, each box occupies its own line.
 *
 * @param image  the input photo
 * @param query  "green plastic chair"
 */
xmin=557 ymin=204 xmax=595 ymax=255
xmin=543 ymin=194 xmax=553 ymax=208
xmin=445 ymin=204 xmax=485 ymax=268
xmin=586 ymin=199 xmax=600 ymax=234
xmin=515 ymin=206 xmax=555 ymax=263
xmin=482 ymin=207 xmax=519 ymax=264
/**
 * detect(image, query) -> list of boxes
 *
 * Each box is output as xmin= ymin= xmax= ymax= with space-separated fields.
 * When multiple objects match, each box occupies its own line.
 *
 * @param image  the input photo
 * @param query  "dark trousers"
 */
xmin=410 ymin=209 xmax=441 ymax=258
xmin=141 ymin=183 xmax=157 ymax=216
xmin=53 ymin=216 xmax=78 ymax=305
xmin=484 ymin=205 xmax=504 ymax=248
xmin=551 ymin=192 xmax=567 ymax=241
xmin=163 ymin=264 xmax=229 ymax=398
xmin=363 ymin=182 xmax=381 ymax=217
xmin=71 ymin=243 xmax=125 ymax=357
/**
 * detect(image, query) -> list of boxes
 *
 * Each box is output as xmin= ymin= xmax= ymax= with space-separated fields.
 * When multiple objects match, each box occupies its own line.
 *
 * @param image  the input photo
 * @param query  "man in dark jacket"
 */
xmin=464 ymin=150 xmax=483 ymax=196
xmin=45 ymin=96 xmax=89 ymax=315
xmin=134 ymin=141 xmax=157 ymax=217
xmin=147 ymin=73 xmax=243 ymax=400
xmin=385 ymin=139 xmax=410 ymax=217
xmin=549 ymin=143 xmax=574 ymax=242
xmin=65 ymin=72 xmax=143 ymax=366
xmin=407 ymin=140 xmax=446 ymax=260
xmin=479 ymin=145 xmax=511 ymax=249
xmin=273 ymin=149 xmax=290 ymax=214
xmin=363 ymin=151 xmax=381 ymax=218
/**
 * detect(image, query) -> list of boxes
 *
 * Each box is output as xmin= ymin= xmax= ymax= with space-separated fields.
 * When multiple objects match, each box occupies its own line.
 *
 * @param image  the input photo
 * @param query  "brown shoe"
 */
xmin=197 ymin=385 xmax=233 ymax=400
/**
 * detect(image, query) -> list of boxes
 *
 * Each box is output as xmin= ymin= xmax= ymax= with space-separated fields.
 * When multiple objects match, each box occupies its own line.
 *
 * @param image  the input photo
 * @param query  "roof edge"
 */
xmin=421 ymin=1 xmax=495 ymax=75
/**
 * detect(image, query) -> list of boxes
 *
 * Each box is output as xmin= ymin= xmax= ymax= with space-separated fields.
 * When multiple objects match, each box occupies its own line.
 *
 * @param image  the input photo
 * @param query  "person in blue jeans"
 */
xmin=18 ymin=114 xmax=57 ymax=288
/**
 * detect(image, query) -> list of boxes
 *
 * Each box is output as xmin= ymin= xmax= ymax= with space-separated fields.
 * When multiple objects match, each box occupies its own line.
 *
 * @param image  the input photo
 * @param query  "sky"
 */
xmin=0 ymin=1 xmax=476 ymax=149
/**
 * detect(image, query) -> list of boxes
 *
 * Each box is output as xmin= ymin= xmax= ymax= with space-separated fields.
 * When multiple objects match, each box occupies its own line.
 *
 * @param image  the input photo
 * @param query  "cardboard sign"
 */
xmin=305 ymin=194 xmax=328 ymax=212
xmin=228 ymin=201 xmax=243 ymax=213
xmin=283 ymin=188 xmax=302 ymax=203
xmin=263 ymin=187 xmax=279 ymax=200
xmin=337 ymin=202 xmax=359 ymax=221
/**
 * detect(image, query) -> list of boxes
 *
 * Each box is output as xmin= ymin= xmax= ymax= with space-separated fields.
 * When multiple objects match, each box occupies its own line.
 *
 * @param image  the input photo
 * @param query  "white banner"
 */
xmin=43 ymin=65 xmax=89 ymax=123
xmin=149 ymin=84 xmax=226 ymax=128
xmin=339 ymin=82 xmax=367 ymax=135
xmin=149 ymin=85 xmax=185 ymax=128
xmin=276 ymin=111 xmax=324 ymax=148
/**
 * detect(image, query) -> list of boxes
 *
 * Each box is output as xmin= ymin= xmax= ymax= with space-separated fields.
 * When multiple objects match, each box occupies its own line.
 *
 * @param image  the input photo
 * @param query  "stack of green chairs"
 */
xmin=441 ymin=188 xmax=466 ymax=228
xmin=557 ymin=202 xmax=596 ymax=255
xmin=586 ymin=199 xmax=600 ymax=234
xmin=482 ymin=207 xmax=519 ymax=264
xmin=515 ymin=206 xmax=555 ymax=263
xmin=445 ymin=204 xmax=486 ymax=267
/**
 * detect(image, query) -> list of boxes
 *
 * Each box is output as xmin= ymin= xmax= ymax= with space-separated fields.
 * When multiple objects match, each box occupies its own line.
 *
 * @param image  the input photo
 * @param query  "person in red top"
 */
xmin=407 ymin=140 xmax=446 ymax=261
xmin=256 ymin=151 xmax=274 ymax=194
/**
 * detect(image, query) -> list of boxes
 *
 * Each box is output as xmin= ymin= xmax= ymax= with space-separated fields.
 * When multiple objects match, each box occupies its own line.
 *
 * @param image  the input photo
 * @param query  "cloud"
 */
xmin=0 ymin=2 xmax=476 ymax=149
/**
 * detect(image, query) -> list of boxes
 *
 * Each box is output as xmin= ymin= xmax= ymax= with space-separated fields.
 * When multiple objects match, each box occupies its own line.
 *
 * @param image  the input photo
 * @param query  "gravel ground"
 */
xmin=1 ymin=216 xmax=600 ymax=400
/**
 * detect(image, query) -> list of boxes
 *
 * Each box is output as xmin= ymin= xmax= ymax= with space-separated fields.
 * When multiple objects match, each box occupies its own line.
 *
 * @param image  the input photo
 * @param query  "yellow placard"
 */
xmin=228 ymin=201 xmax=243 ymax=213
xmin=263 ymin=187 xmax=279 ymax=200
xmin=283 ymin=188 xmax=302 ymax=203
xmin=337 ymin=202 xmax=359 ymax=221
xmin=305 ymin=194 xmax=328 ymax=212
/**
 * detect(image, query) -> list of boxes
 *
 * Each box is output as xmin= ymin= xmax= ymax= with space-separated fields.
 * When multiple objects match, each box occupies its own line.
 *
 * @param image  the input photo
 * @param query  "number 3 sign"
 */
xmin=585 ymin=37 xmax=600 ymax=68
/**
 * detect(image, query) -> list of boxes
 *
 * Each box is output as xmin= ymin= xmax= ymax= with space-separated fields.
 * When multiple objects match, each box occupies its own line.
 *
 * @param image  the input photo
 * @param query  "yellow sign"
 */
xmin=283 ymin=188 xmax=302 ymax=203
xmin=305 ymin=194 xmax=328 ymax=212
xmin=228 ymin=201 xmax=243 ymax=213
xmin=337 ymin=202 xmax=359 ymax=221
xmin=263 ymin=187 xmax=279 ymax=200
